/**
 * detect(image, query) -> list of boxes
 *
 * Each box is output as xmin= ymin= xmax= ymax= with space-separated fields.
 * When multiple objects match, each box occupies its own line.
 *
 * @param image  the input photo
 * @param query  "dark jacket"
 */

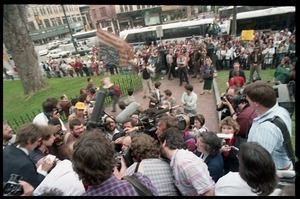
xmin=222 ymin=135 xmax=246 ymax=175
xmin=3 ymin=145 xmax=45 ymax=188
xmin=204 ymin=153 xmax=224 ymax=183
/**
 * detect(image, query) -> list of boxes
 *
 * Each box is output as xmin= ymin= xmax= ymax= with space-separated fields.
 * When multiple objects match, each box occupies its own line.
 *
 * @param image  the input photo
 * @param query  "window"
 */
xmin=50 ymin=18 xmax=57 ymax=26
xmin=56 ymin=17 xmax=62 ymax=25
xmin=92 ymin=9 xmax=97 ymax=18
xmin=44 ymin=19 xmax=51 ymax=28
xmin=100 ymin=7 xmax=107 ymax=17
xmin=137 ymin=5 xmax=140 ymax=10
xmin=62 ymin=16 xmax=67 ymax=24
xmin=53 ymin=6 xmax=58 ymax=14
xmin=129 ymin=5 xmax=133 ymax=11
xmin=142 ymin=5 xmax=145 ymax=9
xmin=120 ymin=6 xmax=124 ymax=12
xmin=42 ymin=7 xmax=46 ymax=15
xmin=77 ymin=14 xmax=81 ymax=21
xmin=65 ymin=5 xmax=69 ymax=12
xmin=124 ymin=6 xmax=128 ymax=12
xmin=46 ymin=7 xmax=51 ymax=15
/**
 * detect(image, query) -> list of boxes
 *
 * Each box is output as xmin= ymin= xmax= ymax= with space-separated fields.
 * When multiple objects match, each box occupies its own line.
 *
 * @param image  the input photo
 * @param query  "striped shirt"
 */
xmin=124 ymin=158 xmax=178 ymax=196
xmin=170 ymin=149 xmax=215 ymax=196
xmin=247 ymin=103 xmax=292 ymax=170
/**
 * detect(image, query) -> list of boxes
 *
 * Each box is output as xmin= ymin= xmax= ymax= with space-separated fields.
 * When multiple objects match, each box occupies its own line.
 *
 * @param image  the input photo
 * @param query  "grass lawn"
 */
xmin=3 ymin=69 xmax=295 ymax=152
xmin=3 ymin=74 xmax=142 ymax=125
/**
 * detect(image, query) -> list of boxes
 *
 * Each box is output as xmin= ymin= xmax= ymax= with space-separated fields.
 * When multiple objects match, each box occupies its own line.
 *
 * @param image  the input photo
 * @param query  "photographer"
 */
xmin=33 ymin=97 xmax=67 ymax=132
xmin=217 ymin=87 xmax=237 ymax=121
xmin=121 ymin=133 xmax=179 ymax=196
xmin=231 ymin=91 xmax=257 ymax=139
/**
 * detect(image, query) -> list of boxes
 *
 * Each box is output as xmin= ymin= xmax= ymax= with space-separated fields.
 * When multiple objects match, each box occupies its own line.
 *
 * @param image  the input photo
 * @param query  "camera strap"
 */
xmin=123 ymin=163 xmax=153 ymax=196
xmin=261 ymin=116 xmax=295 ymax=169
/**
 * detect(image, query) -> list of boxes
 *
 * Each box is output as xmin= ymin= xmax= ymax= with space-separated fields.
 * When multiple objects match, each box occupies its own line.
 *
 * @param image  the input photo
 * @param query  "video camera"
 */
xmin=232 ymin=89 xmax=248 ymax=108
xmin=3 ymin=174 xmax=23 ymax=196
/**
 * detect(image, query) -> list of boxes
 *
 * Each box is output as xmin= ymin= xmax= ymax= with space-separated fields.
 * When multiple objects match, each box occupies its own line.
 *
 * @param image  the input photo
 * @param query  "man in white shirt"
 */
xmin=33 ymin=98 xmax=67 ymax=131
xmin=181 ymin=84 xmax=197 ymax=116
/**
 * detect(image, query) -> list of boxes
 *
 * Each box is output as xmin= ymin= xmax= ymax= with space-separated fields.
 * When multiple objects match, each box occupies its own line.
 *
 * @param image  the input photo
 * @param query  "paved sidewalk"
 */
xmin=105 ymin=75 xmax=221 ymax=132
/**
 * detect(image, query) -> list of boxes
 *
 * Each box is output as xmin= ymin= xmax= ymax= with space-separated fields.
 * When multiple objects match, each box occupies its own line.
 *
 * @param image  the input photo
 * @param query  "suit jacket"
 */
xmin=3 ymin=145 xmax=45 ymax=188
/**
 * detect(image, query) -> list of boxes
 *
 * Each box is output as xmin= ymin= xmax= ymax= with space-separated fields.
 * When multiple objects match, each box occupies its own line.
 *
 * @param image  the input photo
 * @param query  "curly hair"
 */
xmin=130 ymin=133 xmax=160 ymax=162
xmin=72 ymin=129 xmax=115 ymax=185
xmin=197 ymin=131 xmax=222 ymax=156
xmin=239 ymin=142 xmax=278 ymax=196
xmin=159 ymin=127 xmax=186 ymax=150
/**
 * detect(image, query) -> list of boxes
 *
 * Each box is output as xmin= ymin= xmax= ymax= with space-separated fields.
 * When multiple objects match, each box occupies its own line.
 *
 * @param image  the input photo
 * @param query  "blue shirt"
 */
xmin=247 ymin=103 xmax=292 ymax=169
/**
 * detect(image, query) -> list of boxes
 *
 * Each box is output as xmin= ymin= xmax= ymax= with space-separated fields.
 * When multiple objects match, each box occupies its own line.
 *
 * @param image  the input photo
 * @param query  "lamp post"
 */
xmin=61 ymin=4 xmax=78 ymax=54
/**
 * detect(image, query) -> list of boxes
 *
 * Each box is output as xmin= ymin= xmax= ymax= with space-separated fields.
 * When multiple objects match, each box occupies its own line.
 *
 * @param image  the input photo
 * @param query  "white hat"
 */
xmin=102 ymin=77 xmax=114 ymax=89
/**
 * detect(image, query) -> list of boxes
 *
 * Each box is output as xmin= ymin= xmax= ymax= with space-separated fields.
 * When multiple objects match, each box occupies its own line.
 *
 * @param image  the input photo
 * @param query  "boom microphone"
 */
xmin=153 ymin=105 xmax=181 ymax=118
xmin=115 ymin=102 xmax=140 ymax=123
xmin=88 ymin=88 xmax=107 ymax=128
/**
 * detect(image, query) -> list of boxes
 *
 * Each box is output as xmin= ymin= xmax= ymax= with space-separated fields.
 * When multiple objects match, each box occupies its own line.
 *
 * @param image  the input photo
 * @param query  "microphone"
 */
xmin=89 ymin=88 xmax=107 ymax=126
xmin=153 ymin=107 xmax=170 ymax=118
xmin=153 ymin=105 xmax=181 ymax=118
xmin=115 ymin=101 xmax=140 ymax=123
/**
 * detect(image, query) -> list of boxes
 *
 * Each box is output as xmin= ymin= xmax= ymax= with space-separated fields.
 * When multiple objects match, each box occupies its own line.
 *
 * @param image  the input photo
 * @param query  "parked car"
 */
xmin=71 ymin=46 xmax=93 ymax=56
xmin=46 ymin=41 xmax=60 ymax=50
xmin=46 ymin=49 xmax=70 ymax=59
xmin=38 ymin=49 xmax=49 ymax=56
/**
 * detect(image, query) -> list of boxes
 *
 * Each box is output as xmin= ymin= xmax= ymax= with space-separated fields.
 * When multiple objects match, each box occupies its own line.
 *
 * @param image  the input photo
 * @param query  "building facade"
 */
xmin=26 ymin=4 xmax=84 ymax=45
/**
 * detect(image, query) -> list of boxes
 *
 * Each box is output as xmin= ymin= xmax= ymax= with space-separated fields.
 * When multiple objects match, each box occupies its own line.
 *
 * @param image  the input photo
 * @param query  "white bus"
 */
xmin=224 ymin=6 xmax=295 ymax=36
xmin=72 ymin=29 xmax=98 ymax=47
xmin=119 ymin=18 xmax=222 ymax=47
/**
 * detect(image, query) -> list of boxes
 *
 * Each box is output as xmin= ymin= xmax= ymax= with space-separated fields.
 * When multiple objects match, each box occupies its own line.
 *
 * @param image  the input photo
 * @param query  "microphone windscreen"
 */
xmin=90 ymin=89 xmax=107 ymax=123
xmin=115 ymin=102 xmax=140 ymax=123
xmin=153 ymin=107 xmax=170 ymax=117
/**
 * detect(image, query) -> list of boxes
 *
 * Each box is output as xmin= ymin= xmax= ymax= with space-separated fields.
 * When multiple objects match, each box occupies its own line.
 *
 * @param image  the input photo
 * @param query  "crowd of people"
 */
xmin=3 ymin=28 xmax=296 ymax=196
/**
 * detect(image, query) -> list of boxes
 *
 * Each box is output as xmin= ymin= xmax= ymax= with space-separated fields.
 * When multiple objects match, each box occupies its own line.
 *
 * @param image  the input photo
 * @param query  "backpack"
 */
xmin=112 ymin=85 xmax=122 ymax=96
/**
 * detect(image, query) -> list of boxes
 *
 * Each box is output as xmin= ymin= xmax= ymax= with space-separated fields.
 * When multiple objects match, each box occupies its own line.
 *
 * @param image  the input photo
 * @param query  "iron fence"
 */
xmin=7 ymin=74 xmax=143 ymax=133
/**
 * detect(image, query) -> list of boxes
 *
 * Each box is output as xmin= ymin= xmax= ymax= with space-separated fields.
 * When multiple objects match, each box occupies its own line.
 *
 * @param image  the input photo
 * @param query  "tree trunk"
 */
xmin=3 ymin=4 xmax=47 ymax=96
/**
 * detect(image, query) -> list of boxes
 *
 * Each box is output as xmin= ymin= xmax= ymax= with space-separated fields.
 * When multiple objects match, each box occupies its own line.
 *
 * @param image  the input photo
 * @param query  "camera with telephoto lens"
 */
xmin=220 ymin=94 xmax=229 ymax=102
xmin=55 ymin=106 xmax=64 ymax=115
xmin=3 ymin=174 xmax=24 ymax=196
xmin=115 ymin=147 xmax=134 ymax=171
